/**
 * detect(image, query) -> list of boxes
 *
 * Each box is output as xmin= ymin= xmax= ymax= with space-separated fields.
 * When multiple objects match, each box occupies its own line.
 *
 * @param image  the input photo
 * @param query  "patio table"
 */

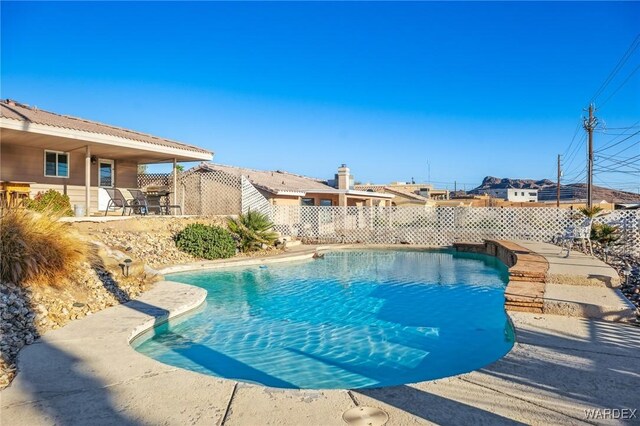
xmin=1 ymin=181 xmax=34 ymax=208
xmin=144 ymin=190 xmax=172 ymax=215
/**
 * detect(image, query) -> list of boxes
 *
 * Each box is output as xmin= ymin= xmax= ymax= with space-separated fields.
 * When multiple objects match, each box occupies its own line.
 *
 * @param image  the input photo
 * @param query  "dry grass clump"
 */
xmin=0 ymin=208 xmax=88 ymax=287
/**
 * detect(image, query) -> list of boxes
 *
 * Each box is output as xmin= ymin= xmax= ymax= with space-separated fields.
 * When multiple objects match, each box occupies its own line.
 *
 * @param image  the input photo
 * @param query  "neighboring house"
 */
xmin=185 ymin=163 xmax=393 ymax=213
xmin=486 ymin=188 xmax=538 ymax=202
xmin=0 ymin=99 xmax=212 ymax=215
xmin=355 ymin=182 xmax=449 ymax=206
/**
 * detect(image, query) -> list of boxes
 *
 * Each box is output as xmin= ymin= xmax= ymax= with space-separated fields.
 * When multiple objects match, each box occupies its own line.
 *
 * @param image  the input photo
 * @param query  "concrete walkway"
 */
xmin=515 ymin=241 xmax=636 ymax=322
xmin=2 ymin=246 xmax=639 ymax=425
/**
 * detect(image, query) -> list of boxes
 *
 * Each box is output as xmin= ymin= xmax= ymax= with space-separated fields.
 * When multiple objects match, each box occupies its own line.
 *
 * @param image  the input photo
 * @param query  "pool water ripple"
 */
xmin=132 ymin=250 xmax=514 ymax=389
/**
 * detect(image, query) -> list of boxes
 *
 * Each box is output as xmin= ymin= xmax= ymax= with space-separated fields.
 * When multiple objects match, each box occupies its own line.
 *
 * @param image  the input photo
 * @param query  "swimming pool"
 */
xmin=132 ymin=250 xmax=514 ymax=389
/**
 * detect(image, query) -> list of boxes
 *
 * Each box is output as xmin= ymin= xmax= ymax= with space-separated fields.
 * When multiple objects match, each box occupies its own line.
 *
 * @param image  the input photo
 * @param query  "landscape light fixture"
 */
xmin=123 ymin=259 xmax=132 ymax=277
xmin=623 ymin=266 xmax=632 ymax=286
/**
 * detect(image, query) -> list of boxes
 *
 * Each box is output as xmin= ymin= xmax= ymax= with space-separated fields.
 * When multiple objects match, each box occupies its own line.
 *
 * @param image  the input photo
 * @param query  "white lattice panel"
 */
xmin=241 ymin=176 xmax=272 ymax=216
xmin=271 ymin=206 xmax=640 ymax=255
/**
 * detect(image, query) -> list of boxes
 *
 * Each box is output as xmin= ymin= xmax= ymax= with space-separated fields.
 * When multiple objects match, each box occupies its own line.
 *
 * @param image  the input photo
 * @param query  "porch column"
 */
xmin=173 ymin=158 xmax=178 ymax=207
xmin=85 ymin=146 xmax=91 ymax=216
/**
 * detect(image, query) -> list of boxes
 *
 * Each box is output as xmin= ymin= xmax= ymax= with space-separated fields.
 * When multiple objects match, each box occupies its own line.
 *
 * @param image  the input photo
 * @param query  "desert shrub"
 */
xmin=591 ymin=223 xmax=620 ymax=247
xmin=174 ymin=223 xmax=236 ymax=260
xmin=25 ymin=189 xmax=73 ymax=216
xmin=0 ymin=209 xmax=88 ymax=286
xmin=227 ymin=210 xmax=278 ymax=252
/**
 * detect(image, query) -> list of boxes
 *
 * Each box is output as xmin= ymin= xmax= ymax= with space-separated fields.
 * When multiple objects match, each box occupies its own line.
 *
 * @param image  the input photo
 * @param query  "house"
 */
xmin=0 ymin=99 xmax=212 ymax=215
xmin=486 ymin=188 xmax=538 ymax=202
xmin=185 ymin=163 xmax=393 ymax=214
xmin=354 ymin=182 xmax=449 ymax=206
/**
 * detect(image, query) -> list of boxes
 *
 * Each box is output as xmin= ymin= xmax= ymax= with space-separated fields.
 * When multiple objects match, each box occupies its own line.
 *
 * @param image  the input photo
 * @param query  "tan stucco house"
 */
xmin=190 ymin=163 xmax=394 ymax=208
xmin=355 ymin=182 xmax=450 ymax=206
xmin=0 ymin=99 xmax=212 ymax=215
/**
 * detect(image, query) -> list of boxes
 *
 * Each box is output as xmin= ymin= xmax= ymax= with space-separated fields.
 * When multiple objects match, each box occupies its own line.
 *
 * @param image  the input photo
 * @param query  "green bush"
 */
xmin=174 ymin=223 xmax=236 ymax=260
xmin=25 ymin=189 xmax=73 ymax=216
xmin=227 ymin=210 xmax=278 ymax=252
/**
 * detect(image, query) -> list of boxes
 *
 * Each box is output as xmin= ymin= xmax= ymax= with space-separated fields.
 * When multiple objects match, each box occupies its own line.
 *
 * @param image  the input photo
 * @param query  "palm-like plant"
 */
xmin=227 ymin=210 xmax=278 ymax=252
xmin=590 ymin=223 xmax=620 ymax=261
xmin=578 ymin=206 xmax=604 ymax=218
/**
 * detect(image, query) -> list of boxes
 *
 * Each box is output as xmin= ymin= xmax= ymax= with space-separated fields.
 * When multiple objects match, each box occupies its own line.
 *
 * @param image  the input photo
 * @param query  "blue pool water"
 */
xmin=132 ymin=250 xmax=514 ymax=389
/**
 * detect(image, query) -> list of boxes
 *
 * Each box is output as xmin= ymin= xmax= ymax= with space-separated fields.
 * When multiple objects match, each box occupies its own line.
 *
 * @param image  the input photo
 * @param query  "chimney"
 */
xmin=337 ymin=164 xmax=350 ymax=190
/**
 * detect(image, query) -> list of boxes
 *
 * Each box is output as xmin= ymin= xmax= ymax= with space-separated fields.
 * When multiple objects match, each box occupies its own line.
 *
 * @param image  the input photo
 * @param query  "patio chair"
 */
xmin=104 ymin=188 xmax=133 ymax=216
xmin=126 ymin=188 xmax=160 ymax=215
xmin=558 ymin=217 xmax=594 ymax=257
xmin=118 ymin=189 xmax=143 ymax=215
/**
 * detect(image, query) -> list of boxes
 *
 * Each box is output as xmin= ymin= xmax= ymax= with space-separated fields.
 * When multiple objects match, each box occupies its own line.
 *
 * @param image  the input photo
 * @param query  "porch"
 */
xmin=0 ymin=100 xmax=212 ymax=216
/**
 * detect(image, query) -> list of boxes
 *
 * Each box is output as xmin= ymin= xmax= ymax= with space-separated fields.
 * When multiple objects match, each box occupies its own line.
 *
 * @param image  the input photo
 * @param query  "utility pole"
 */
xmin=583 ymin=104 xmax=598 ymax=208
xmin=454 ymin=180 xmax=457 ymax=193
xmin=556 ymin=154 xmax=561 ymax=208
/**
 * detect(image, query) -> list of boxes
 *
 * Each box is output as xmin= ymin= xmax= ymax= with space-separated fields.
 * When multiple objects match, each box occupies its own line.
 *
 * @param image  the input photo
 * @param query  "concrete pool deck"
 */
xmin=2 ymin=244 xmax=639 ymax=425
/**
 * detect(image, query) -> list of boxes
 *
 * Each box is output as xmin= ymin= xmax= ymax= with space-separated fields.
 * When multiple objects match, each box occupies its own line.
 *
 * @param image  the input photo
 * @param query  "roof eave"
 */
xmin=0 ymin=117 xmax=213 ymax=161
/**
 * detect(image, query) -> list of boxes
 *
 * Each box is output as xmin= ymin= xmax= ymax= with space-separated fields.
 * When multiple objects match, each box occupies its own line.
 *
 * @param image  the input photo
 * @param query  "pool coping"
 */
xmin=3 ymin=243 xmax=639 ymax=425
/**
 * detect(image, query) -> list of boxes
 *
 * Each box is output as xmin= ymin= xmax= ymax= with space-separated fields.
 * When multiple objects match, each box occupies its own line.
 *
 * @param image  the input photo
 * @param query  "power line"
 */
xmin=595 ymin=129 xmax=640 ymax=152
xmin=598 ymin=62 xmax=640 ymax=109
xmin=589 ymin=32 xmax=640 ymax=104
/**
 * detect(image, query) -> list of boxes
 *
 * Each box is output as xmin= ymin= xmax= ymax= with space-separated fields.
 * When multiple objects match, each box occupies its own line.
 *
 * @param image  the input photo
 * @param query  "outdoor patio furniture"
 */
xmin=558 ymin=217 xmax=594 ymax=257
xmin=2 ymin=181 xmax=32 ymax=208
xmin=144 ymin=188 xmax=179 ymax=215
xmin=126 ymin=188 xmax=160 ymax=215
xmin=104 ymin=188 xmax=134 ymax=216
xmin=163 ymin=203 xmax=183 ymax=215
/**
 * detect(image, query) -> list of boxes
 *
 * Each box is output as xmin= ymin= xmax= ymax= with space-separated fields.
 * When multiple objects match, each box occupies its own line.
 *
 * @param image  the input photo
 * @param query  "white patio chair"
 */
xmin=559 ymin=217 xmax=594 ymax=257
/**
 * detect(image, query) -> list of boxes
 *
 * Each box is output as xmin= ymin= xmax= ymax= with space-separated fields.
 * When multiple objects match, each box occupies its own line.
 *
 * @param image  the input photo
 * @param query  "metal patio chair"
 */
xmin=127 ymin=188 xmax=161 ymax=215
xmin=558 ymin=217 xmax=594 ymax=257
xmin=104 ymin=188 xmax=133 ymax=216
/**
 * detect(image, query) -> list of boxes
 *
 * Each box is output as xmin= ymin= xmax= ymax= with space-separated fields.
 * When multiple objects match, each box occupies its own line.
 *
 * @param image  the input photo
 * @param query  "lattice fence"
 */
xmin=137 ymin=173 xmax=173 ymax=189
xmin=271 ymin=206 xmax=640 ymax=255
xmin=139 ymin=171 xmax=271 ymax=215
xmin=241 ymin=176 xmax=272 ymax=216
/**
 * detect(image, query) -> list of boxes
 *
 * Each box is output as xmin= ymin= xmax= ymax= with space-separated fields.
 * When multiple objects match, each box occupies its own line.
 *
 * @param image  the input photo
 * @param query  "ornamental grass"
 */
xmin=0 ymin=208 xmax=87 ymax=287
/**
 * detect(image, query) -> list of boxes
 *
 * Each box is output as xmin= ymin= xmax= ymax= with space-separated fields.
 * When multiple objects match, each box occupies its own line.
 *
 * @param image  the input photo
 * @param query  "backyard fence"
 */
xmin=138 ymin=171 xmax=271 ymax=216
xmin=138 ymin=172 xmax=640 ymax=255
xmin=270 ymin=205 xmax=640 ymax=256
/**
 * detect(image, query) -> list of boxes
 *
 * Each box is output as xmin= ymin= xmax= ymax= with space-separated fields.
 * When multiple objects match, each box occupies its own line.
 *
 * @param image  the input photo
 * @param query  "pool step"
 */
xmin=504 ymin=281 xmax=545 ymax=313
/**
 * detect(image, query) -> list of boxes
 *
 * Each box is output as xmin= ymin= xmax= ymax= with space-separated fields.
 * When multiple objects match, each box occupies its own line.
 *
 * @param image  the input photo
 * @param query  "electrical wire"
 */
xmin=589 ymin=32 xmax=640 ymax=104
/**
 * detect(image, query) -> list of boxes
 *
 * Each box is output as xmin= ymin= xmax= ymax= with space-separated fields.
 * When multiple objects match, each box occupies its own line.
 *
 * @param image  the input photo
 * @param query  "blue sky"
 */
xmin=2 ymin=1 xmax=639 ymax=191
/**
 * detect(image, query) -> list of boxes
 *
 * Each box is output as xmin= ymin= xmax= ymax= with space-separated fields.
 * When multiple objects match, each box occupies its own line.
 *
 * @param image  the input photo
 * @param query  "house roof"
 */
xmin=195 ymin=163 xmax=333 ymax=194
xmin=194 ymin=163 xmax=393 ymax=198
xmin=0 ymin=99 xmax=212 ymax=156
xmin=382 ymin=186 xmax=429 ymax=201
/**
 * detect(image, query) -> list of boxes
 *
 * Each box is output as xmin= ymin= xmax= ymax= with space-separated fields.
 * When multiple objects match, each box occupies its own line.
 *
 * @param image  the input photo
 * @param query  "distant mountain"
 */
xmin=470 ymin=176 xmax=640 ymax=203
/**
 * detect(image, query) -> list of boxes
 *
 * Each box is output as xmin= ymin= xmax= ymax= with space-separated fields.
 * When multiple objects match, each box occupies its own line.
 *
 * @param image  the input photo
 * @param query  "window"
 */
xmin=301 ymin=198 xmax=314 ymax=206
xmin=529 ymin=192 xmax=537 ymax=196
xmin=319 ymin=199 xmax=333 ymax=206
xmin=521 ymin=192 xmax=525 ymax=196
xmin=44 ymin=150 xmax=69 ymax=178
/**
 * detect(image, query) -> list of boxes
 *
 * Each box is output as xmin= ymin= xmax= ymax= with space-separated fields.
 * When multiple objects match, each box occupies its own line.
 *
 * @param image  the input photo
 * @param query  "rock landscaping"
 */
xmin=1 ymin=216 xmax=288 ymax=389
xmin=74 ymin=216 xmax=285 ymax=269
xmin=0 ymin=261 xmax=154 ymax=389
